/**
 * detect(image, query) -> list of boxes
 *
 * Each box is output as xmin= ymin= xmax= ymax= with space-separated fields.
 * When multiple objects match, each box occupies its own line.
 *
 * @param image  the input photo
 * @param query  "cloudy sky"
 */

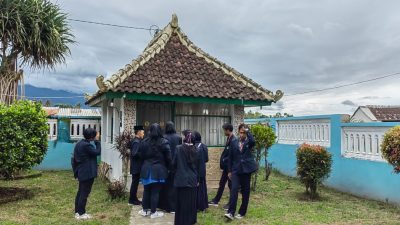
xmin=25 ymin=0 xmax=400 ymax=116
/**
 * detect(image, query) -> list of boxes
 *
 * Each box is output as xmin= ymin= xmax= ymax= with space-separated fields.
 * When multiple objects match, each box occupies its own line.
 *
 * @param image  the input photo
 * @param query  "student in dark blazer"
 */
xmin=128 ymin=125 xmax=145 ymax=205
xmin=225 ymin=123 xmax=257 ymax=220
xmin=74 ymin=128 xmax=101 ymax=220
xmin=138 ymin=123 xmax=172 ymax=219
xmin=173 ymin=132 xmax=200 ymax=225
xmin=193 ymin=131 xmax=209 ymax=212
xmin=209 ymin=123 xmax=237 ymax=209
xmin=159 ymin=121 xmax=182 ymax=213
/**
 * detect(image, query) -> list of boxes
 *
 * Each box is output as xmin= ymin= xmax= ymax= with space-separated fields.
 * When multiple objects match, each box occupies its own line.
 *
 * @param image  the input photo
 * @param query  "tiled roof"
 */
xmin=43 ymin=107 xmax=101 ymax=118
xmin=366 ymin=105 xmax=400 ymax=121
xmin=86 ymin=14 xmax=283 ymax=104
xmin=43 ymin=107 xmax=59 ymax=116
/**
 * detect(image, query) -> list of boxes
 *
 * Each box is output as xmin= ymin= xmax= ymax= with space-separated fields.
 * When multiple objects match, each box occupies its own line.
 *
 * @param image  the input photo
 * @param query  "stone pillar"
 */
xmin=232 ymin=105 xmax=245 ymax=135
xmin=123 ymin=99 xmax=137 ymax=133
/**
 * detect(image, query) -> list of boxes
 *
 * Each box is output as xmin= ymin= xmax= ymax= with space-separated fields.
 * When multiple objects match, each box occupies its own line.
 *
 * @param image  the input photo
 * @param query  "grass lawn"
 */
xmin=0 ymin=170 xmax=131 ymax=225
xmin=199 ymin=170 xmax=400 ymax=225
xmin=1 ymin=170 xmax=400 ymax=225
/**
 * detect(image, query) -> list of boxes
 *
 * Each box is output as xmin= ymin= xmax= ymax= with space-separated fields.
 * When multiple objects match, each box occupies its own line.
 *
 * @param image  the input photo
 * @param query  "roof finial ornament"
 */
xmin=171 ymin=13 xmax=178 ymax=28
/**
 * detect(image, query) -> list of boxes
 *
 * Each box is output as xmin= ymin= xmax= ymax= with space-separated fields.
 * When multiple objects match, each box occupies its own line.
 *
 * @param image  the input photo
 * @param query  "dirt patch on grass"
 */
xmin=0 ymin=186 xmax=36 ymax=204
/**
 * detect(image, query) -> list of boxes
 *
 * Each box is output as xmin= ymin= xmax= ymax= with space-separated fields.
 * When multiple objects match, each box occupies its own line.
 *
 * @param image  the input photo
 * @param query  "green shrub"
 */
xmin=107 ymin=180 xmax=126 ymax=200
xmin=381 ymin=126 xmax=400 ymax=173
xmin=0 ymin=100 xmax=48 ymax=178
xmin=250 ymin=123 xmax=276 ymax=190
xmin=296 ymin=143 xmax=332 ymax=199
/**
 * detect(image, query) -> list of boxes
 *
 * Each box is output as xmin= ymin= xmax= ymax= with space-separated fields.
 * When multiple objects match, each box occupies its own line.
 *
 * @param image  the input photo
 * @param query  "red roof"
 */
xmin=367 ymin=105 xmax=400 ymax=121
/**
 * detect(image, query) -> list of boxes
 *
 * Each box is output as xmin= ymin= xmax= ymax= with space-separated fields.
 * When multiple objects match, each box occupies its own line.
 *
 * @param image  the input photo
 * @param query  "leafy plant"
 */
xmin=0 ymin=0 xmax=74 ymax=104
xmin=0 ymin=100 xmax=48 ymax=179
xmin=113 ymin=131 xmax=133 ymax=187
xmin=250 ymin=123 xmax=276 ymax=191
xmin=296 ymin=143 xmax=332 ymax=199
xmin=381 ymin=126 xmax=400 ymax=173
xmin=107 ymin=180 xmax=126 ymax=200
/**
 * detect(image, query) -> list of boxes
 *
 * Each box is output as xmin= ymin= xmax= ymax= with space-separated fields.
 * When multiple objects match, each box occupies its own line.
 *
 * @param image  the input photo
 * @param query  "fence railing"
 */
xmin=277 ymin=118 xmax=331 ymax=147
xmin=341 ymin=125 xmax=393 ymax=162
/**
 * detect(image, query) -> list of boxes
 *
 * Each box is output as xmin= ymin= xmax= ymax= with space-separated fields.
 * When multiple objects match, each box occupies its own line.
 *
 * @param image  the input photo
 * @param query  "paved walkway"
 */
xmin=129 ymin=204 xmax=174 ymax=225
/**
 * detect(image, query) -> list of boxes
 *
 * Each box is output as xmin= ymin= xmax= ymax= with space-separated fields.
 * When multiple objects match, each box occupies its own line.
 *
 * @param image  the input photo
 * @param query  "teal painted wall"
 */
xmin=34 ymin=141 xmax=75 ymax=170
xmin=248 ymin=115 xmax=400 ymax=204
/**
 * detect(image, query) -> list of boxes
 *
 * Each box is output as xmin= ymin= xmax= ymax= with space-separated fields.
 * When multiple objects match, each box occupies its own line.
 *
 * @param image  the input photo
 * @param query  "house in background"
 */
xmin=351 ymin=105 xmax=400 ymax=122
xmin=43 ymin=107 xmax=101 ymax=142
xmin=35 ymin=107 xmax=102 ymax=170
xmin=85 ymin=14 xmax=283 ymax=182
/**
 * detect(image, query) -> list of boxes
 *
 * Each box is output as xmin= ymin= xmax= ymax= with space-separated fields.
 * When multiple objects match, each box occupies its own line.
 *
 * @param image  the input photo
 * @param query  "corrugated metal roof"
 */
xmin=43 ymin=107 xmax=101 ymax=118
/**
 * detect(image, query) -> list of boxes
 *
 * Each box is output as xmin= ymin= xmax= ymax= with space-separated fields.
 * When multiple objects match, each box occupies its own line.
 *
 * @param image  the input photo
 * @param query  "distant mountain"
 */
xmin=22 ymin=84 xmax=89 ymax=108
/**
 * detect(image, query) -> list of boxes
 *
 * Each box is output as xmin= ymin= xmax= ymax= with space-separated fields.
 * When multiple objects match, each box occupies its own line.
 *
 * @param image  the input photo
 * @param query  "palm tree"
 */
xmin=0 ymin=0 xmax=74 ymax=104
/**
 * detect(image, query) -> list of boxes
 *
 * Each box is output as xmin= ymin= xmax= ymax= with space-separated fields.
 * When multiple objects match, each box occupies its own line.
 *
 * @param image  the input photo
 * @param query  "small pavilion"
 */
xmin=85 ymin=14 xmax=283 ymax=181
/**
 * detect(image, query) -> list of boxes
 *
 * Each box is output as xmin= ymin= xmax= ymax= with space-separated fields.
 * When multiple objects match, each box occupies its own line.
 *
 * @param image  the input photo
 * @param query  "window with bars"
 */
xmin=175 ymin=103 xmax=231 ymax=146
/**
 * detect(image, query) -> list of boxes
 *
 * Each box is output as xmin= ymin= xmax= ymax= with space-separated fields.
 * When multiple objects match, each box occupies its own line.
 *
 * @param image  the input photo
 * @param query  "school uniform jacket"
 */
xmin=139 ymin=137 xmax=172 ymax=181
xmin=130 ymin=137 xmax=142 ymax=175
xmin=196 ymin=142 xmax=209 ymax=178
xmin=164 ymin=133 xmax=182 ymax=160
xmin=220 ymin=135 xmax=239 ymax=171
xmin=74 ymin=140 xmax=101 ymax=181
xmin=227 ymin=132 xmax=258 ymax=175
xmin=173 ymin=145 xmax=200 ymax=188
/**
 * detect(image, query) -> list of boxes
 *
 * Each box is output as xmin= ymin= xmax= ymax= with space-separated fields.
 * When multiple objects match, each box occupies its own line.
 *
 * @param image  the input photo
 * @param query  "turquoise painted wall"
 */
xmin=34 ymin=141 xmax=75 ymax=170
xmin=249 ymin=115 xmax=400 ymax=204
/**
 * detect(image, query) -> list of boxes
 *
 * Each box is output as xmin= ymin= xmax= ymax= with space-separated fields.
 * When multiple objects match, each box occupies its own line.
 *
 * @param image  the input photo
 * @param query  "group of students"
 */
xmin=72 ymin=121 xmax=257 ymax=225
xmin=128 ymin=122 xmax=209 ymax=225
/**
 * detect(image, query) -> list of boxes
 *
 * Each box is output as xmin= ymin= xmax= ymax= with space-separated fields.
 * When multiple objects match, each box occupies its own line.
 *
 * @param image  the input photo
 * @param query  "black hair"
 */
xmin=183 ymin=132 xmax=197 ymax=166
xmin=193 ymin=131 xmax=201 ymax=143
xmin=222 ymin=123 xmax=233 ymax=132
xmin=182 ymin=129 xmax=191 ymax=137
xmin=149 ymin=123 xmax=163 ymax=140
xmin=83 ymin=127 xmax=97 ymax=140
xmin=238 ymin=123 xmax=246 ymax=131
xmin=165 ymin=121 xmax=176 ymax=134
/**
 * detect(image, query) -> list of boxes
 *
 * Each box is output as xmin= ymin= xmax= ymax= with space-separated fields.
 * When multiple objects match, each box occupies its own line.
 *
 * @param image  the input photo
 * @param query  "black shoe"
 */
xmin=208 ymin=200 xmax=218 ymax=207
xmin=129 ymin=200 xmax=142 ymax=205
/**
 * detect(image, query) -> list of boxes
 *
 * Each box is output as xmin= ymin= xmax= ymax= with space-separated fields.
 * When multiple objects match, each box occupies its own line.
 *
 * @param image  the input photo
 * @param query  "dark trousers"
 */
xmin=75 ymin=178 xmax=95 ymax=215
xmin=212 ymin=169 xmax=232 ymax=203
xmin=129 ymin=174 xmax=141 ymax=203
xmin=228 ymin=173 xmax=251 ymax=216
xmin=142 ymin=183 xmax=162 ymax=213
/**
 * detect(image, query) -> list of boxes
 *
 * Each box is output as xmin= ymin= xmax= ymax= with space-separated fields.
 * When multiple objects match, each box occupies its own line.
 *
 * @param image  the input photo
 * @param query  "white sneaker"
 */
xmin=76 ymin=213 xmax=92 ymax=220
xmin=74 ymin=213 xmax=80 ymax=219
xmin=224 ymin=213 xmax=234 ymax=220
xmin=150 ymin=211 xmax=164 ymax=219
xmin=170 ymin=211 xmax=175 ymax=214
xmin=235 ymin=214 xmax=244 ymax=219
xmin=138 ymin=209 xmax=150 ymax=217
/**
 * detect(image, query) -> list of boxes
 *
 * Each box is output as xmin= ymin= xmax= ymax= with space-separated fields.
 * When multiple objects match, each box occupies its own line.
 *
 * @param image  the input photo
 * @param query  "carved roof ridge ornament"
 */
xmin=92 ymin=13 xmax=284 ymax=103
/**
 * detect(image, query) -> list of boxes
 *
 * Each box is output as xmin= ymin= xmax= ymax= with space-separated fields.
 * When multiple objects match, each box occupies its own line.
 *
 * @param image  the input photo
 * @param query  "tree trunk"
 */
xmin=0 ymin=69 xmax=23 ymax=105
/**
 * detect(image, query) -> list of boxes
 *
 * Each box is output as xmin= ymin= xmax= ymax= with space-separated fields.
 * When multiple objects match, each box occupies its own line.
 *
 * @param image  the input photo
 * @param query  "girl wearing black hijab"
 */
xmin=158 ymin=121 xmax=182 ymax=213
xmin=173 ymin=132 xmax=200 ymax=225
xmin=193 ymin=131 xmax=209 ymax=212
xmin=138 ymin=123 xmax=172 ymax=219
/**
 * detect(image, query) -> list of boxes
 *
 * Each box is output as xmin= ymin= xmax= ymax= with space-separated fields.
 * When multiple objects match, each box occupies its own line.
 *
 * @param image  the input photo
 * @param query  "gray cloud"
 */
xmin=341 ymin=100 xmax=357 ymax=107
xmin=25 ymin=0 xmax=400 ymax=115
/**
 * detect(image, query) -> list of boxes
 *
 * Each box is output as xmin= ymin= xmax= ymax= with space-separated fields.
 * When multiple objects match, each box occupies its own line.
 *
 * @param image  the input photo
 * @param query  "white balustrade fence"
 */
xmin=277 ymin=119 xmax=331 ymax=147
xmin=341 ymin=126 xmax=390 ymax=162
xmin=70 ymin=119 xmax=101 ymax=140
xmin=47 ymin=119 xmax=57 ymax=141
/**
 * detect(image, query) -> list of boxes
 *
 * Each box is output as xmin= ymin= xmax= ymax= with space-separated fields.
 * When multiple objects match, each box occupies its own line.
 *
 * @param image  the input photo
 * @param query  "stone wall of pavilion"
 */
xmin=123 ymin=99 xmax=137 ymax=132
xmin=232 ymin=105 xmax=245 ymax=135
